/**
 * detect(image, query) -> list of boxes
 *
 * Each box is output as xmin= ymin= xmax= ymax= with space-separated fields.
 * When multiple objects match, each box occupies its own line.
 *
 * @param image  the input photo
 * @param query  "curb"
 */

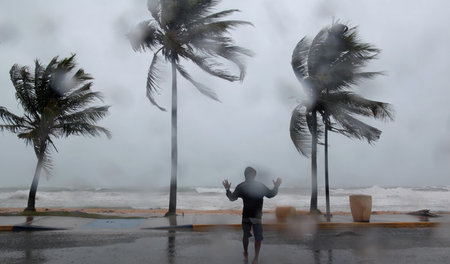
xmin=145 ymin=224 xmax=241 ymax=231
xmin=318 ymin=222 xmax=443 ymax=229
xmin=193 ymin=224 xmax=241 ymax=231
xmin=13 ymin=225 xmax=68 ymax=231
xmin=145 ymin=224 xmax=195 ymax=230
xmin=0 ymin=225 xmax=68 ymax=231
xmin=0 ymin=226 xmax=14 ymax=231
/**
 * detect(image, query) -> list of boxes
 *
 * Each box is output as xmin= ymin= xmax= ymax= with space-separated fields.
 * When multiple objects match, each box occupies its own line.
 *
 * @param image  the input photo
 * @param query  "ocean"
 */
xmin=0 ymin=186 xmax=449 ymax=212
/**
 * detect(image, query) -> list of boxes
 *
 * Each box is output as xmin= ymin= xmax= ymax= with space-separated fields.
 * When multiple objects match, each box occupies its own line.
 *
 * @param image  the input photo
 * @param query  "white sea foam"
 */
xmin=0 ymin=186 xmax=449 ymax=212
xmin=8 ymin=190 xmax=29 ymax=200
xmin=194 ymin=187 xmax=224 ymax=194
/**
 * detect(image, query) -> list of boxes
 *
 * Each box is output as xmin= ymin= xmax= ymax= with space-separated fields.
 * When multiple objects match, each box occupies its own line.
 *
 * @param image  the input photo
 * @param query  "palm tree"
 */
xmin=290 ymin=23 xmax=394 ymax=216
xmin=0 ymin=55 xmax=111 ymax=212
xmin=128 ymin=0 xmax=252 ymax=216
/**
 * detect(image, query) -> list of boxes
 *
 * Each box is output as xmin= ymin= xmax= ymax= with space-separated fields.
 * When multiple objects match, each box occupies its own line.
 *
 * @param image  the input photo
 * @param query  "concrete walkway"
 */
xmin=1 ymin=212 xmax=449 ymax=231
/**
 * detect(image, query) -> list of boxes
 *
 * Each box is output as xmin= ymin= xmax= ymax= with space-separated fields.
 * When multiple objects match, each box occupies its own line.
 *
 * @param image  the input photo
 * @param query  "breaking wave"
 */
xmin=0 ymin=186 xmax=449 ymax=212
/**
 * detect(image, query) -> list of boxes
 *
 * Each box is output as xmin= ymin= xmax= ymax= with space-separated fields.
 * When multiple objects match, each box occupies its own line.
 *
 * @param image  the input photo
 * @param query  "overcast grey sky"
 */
xmin=0 ymin=0 xmax=449 ymax=189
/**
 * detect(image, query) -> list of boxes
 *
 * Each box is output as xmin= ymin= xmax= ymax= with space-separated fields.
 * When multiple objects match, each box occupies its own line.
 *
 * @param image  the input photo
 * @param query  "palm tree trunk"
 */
xmin=325 ymin=122 xmax=331 ymax=221
xmin=25 ymin=155 xmax=43 ymax=212
xmin=325 ymin=85 xmax=331 ymax=221
xmin=310 ymin=110 xmax=318 ymax=213
xmin=167 ymin=62 xmax=178 ymax=216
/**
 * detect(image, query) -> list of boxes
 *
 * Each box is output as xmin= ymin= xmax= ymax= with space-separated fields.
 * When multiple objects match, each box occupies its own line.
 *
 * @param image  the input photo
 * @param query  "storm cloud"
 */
xmin=0 ymin=0 xmax=449 ymax=189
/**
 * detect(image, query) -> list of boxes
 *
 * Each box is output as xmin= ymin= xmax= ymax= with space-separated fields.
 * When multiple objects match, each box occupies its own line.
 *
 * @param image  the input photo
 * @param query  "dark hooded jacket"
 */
xmin=226 ymin=179 xmax=278 ymax=219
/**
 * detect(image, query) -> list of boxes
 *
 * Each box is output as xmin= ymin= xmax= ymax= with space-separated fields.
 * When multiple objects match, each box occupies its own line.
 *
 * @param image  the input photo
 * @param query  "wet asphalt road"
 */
xmin=1 ymin=226 xmax=450 ymax=264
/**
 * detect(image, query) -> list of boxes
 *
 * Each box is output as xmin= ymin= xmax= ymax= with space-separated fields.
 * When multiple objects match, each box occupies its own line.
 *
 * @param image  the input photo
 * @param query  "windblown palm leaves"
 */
xmin=128 ymin=0 xmax=253 ymax=110
xmin=128 ymin=0 xmax=252 ymax=216
xmin=290 ymin=23 xmax=394 ymax=213
xmin=0 ymin=55 xmax=110 ymax=211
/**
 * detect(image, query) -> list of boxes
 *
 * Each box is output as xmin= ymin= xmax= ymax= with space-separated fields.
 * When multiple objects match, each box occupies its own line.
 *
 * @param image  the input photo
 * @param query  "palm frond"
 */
xmin=147 ymin=0 xmax=161 ymax=25
xmin=0 ymin=107 xmax=27 ymax=126
xmin=176 ymin=64 xmax=220 ymax=101
xmin=56 ymin=106 xmax=110 ymax=126
xmin=56 ymin=54 xmax=77 ymax=72
xmin=307 ymin=25 xmax=352 ymax=88
xmin=306 ymin=27 xmax=329 ymax=76
xmin=10 ymin=64 xmax=37 ymax=115
xmin=33 ymin=59 xmax=45 ymax=100
xmin=324 ymin=56 xmax=381 ymax=91
xmin=290 ymin=106 xmax=312 ymax=157
xmin=303 ymin=23 xmax=381 ymax=92
xmin=60 ymin=84 xmax=101 ymax=113
xmin=159 ymin=0 xmax=176 ymax=27
xmin=292 ymin=37 xmax=311 ymax=82
xmin=196 ymin=9 xmax=240 ymax=24
xmin=327 ymin=92 xmax=395 ymax=121
xmin=35 ymin=56 xmax=58 ymax=102
xmin=163 ymin=0 xmax=220 ymax=27
xmin=343 ymin=27 xmax=380 ymax=55
xmin=55 ymin=123 xmax=111 ymax=139
xmin=187 ymin=20 xmax=253 ymax=40
xmin=353 ymin=71 xmax=385 ymax=80
xmin=325 ymin=27 xmax=379 ymax=85
xmin=205 ymin=35 xmax=249 ymax=55
xmin=36 ymin=56 xmax=63 ymax=111
xmin=332 ymin=71 xmax=385 ymax=90
xmin=65 ymin=82 xmax=92 ymax=97
xmin=182 ymin=50 xmax=240 ymax=82
xmin=128 ymin=20 xmax=161 ymax=52
xmin=146 ymin=51 xmax=166 ymax=111
xmin=70 ymin=68 xmax=93 ymax=89
xmin=0 ymin=124 xmax=30 ymax=134
xmin=331 ymin=110 xmax=382 ymax=143
xmin=188 ymin=0 xmax=221 ymax=19
xmin=211 ymin=43 xmax=253 ymax=81
xmin=189 ymin=38 xmax=252 ymax=80
xmin=17 ymin=131 xmax=34 ymax=147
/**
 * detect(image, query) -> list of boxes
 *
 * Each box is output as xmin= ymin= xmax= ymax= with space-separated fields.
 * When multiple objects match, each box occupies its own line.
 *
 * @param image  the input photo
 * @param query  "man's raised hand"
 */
xmin=273 ymin=178 xmax=282 ymax=188
xmin=222 ymin=180 xmax=232 ymax=190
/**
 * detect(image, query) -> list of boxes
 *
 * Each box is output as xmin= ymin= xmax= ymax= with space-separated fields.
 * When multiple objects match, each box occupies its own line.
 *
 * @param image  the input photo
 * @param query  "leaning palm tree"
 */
xmin=128 ymin=0 xmax=252 ymax=216
xmin=0 ymin=55 xmax=111 ymax=212
xmin=290 ymin=23 xmax=394 ymax=216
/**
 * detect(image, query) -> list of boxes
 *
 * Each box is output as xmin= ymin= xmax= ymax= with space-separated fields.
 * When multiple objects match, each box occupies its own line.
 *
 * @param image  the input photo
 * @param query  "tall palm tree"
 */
xmin=0 ymin=55 xmax=111 ymax=212
xmin=290 ymin=23 xmax=394 ymax=215
xmin=128 ymin=0 xmax=252 ymax=216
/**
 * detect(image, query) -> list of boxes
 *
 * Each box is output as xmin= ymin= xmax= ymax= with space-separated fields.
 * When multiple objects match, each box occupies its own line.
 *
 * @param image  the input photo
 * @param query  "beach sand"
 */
xmin=0 ymin=207 xmax=242 ymax=217
xmin=0 ymin=207 xmax=337 ymax=217
xmin=2 ymin=207 xmax=447 ymax=218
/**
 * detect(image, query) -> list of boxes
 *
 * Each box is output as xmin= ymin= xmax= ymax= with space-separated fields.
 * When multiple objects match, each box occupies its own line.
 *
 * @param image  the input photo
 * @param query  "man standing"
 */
xmin=223 ymin=167 xmax=282 ymax=264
